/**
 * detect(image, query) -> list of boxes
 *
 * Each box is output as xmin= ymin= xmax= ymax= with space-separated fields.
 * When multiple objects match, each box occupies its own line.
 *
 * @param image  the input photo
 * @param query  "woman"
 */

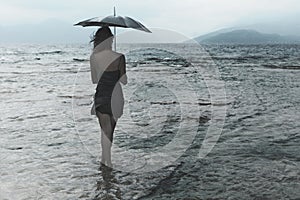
xmin=90 ymin=27 xmax=127 ymax=167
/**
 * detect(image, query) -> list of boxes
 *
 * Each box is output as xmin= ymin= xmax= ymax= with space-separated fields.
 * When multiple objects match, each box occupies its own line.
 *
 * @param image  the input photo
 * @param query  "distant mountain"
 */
xmin=2 ymin=19 xmax=300 ymax=45
xmin=195 ymin=29 xmax=300 ymax=44
xmin=0 ymin=19 xmax=185 ymax=44
xmin=0 ymin=19 xmax=93 ymax=44
xmin=194 ymin=28 xmax=236 ymax=42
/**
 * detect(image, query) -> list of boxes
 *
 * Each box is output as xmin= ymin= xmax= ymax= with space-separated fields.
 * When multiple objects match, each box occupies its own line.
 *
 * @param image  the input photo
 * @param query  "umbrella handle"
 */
xmin=114 ymin=6 xmax=117 ymax=51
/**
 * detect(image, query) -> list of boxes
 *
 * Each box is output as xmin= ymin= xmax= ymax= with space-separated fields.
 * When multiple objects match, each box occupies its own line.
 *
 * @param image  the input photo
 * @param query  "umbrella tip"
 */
xmin=73 ymin=22 xmax=82 ymax=26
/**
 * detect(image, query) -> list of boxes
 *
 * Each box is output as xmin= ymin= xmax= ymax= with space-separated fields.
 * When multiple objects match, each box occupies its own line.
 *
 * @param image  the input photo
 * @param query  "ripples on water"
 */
xmin=0 ymin=43 xmax=299 ymax=199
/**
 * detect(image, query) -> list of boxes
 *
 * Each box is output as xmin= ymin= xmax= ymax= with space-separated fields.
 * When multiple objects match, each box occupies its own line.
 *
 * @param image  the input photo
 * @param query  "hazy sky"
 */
xmin=1 ymin=0 xmax=300 ymax=37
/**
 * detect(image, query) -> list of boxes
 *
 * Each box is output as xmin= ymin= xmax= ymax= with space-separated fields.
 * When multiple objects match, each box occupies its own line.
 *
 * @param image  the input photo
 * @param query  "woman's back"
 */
xmin=90 ymin=49 xmax=125 ymax=84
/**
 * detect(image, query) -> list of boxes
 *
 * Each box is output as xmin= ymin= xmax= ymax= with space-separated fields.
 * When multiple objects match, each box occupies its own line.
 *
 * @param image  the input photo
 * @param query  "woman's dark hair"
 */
xmin=91 ymin=27 xmax=113 ymax=48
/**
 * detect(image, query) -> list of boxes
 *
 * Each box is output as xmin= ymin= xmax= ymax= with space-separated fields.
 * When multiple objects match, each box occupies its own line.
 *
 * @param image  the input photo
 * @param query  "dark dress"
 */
xmin=94 ymin=70 xmax=124 ymax=118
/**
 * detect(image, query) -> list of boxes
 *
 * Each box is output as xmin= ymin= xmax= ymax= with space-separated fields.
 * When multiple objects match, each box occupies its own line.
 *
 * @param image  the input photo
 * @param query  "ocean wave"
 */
xmin=262 ymin=64 xmax=300 ymax=69
xmin=36 ymin=50 xmax=64 ymax=55
xmin=73 ymin=58 xmax=89 ymax=62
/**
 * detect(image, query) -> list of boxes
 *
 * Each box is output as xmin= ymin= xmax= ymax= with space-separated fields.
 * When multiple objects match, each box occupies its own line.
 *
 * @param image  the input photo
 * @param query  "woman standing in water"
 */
xmin=90 ymin=27 xmax=127 ymax=167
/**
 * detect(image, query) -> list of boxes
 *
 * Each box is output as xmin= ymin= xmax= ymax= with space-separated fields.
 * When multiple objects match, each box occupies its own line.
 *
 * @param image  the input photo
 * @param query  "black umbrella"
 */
xmin=74 ymin=7 xmax=151 ymax=50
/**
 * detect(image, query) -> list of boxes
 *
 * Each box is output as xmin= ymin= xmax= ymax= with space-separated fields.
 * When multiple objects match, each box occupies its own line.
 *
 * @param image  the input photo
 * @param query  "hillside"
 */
xmin=196 ymin=29 xmax=300 ymax=44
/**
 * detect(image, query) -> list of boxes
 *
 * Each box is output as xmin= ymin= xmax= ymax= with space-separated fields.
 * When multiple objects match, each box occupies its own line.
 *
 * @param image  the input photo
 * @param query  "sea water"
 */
xmin=0 ymin=43 xmax=299 ymax=199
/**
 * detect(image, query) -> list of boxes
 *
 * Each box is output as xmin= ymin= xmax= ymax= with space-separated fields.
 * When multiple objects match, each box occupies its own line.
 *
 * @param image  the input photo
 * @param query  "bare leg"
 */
xmin=110 ymin=116 xmax=117 ymax=136
xmin=97 ymin=112 xmax=114 ymax=167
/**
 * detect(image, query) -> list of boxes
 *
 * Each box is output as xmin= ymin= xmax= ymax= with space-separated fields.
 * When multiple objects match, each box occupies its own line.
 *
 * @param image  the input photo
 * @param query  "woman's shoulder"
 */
xmin=91 ymin=50 xmax=125 ymax=63
xmin=111 ymin=51 xmax=124 ymax=57
xmin=110 ymin=51 xmax=125 ymax=62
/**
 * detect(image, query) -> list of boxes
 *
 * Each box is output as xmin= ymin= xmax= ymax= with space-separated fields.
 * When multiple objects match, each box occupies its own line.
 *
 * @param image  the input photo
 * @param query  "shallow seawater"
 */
xmin=0 ymin=43 xmax=299 ymax=199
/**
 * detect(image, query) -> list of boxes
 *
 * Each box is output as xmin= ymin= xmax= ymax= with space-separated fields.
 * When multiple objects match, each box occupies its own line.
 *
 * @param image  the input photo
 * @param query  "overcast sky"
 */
xmin=0 ymin=0 xmax=299 ymax=37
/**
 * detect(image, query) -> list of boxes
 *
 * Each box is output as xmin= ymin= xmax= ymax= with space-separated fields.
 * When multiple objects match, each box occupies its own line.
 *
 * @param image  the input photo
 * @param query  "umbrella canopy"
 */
xmin=74 ymin=15 xmax=151 ymax=33
xmin=74 ymin=7 xmax=151 ymax=50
